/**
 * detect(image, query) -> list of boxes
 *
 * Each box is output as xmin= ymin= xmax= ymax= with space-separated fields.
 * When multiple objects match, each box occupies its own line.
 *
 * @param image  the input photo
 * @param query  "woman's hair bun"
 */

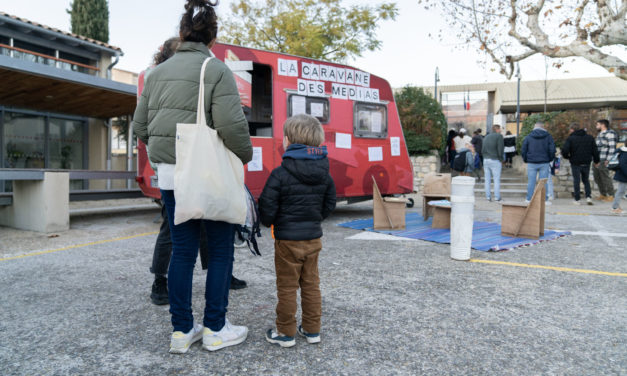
xmin=180 ymin=0 xmax=219 ymax=45
xmin=184 ymin=0 xmax=218 ymax=11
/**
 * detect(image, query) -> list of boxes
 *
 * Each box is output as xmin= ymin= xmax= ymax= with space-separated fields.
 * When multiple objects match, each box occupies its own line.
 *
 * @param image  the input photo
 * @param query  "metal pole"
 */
xmin=434 ymin=67 xmax=440 ymax=102
xmin=106 ymin=119 xmax=112 ymax=190
xmin=126 ymin=115 xmax=133 ymax=189
xmin=516 ymin=63 xmax=521 ymax=137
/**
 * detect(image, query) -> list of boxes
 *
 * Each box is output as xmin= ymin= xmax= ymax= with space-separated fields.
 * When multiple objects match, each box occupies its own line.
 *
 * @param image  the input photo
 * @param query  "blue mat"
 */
xmin=338 ymin=212 xmax=571 ymax=252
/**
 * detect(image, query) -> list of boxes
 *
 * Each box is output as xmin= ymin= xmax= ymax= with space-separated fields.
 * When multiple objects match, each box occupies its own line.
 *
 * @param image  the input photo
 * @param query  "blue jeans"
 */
xmin=160 ymin=189 xmax=234 ymax=333
xmin=526 ymin=163 xmax=550 ymax=201
xmin=483 ymin=159 xmax=502 ymax=200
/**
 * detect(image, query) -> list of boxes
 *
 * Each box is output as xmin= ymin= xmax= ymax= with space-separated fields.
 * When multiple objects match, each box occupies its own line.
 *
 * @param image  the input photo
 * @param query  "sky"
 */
xmin=0 ymin=0 xmax=622 ymax=88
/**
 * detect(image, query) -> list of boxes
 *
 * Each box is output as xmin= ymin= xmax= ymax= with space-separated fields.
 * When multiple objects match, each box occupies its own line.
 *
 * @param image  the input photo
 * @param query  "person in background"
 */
xmin=452 ymin=142 xmax=475 ymax=177
xmin=133 ymin=0 xmax=253 ymax=353
xmin=259 ymin=114 xmax=336 ymax=348
xmin=522 ymin=122 xmax=555 ymax=204
xmin=593 ymin=119 xmax=617 ymax=202
xmin=446 ymin=129 xmax=457 ymax=169
xmin=504 ymin=131 xmax=517 ymax=168
xmin=561 ymin=123 xmax=599 ymax=205
xmin=610 ymin=144 xmax=627 ymax=214
xmin=471 ymin=129 xmax=484 ymax=181
xmin=453 ymin=128 xmax=472 ymax=152
xmin=145 ymin=38 xmax=246 ymax=307
xmin=547 ymin=156 xmax=560 ymax=202
xmin=482 ymin=124 xmax=504 ymax=202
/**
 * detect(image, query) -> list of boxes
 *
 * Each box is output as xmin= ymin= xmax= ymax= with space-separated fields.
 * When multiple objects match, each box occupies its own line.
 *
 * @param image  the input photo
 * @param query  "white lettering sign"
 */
xmin=336 ymin=68 xmax=346 ymax=83
xmin=362 ymin=72 xmax=370 ymax=87
xmin=310 ymin=64 xmax=320 ymax=80
xmin=278 ymin=58 xmax=298 ymax=76
xmin=301 ymin=62 xmax=312 ymax=79
xmin=345 ymin=68 xmax=355 ymax=84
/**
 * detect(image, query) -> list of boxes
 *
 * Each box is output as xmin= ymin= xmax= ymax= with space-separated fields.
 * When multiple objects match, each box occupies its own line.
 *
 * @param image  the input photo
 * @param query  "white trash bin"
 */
xmin=450 ymin=176 xmax=475 ymax=260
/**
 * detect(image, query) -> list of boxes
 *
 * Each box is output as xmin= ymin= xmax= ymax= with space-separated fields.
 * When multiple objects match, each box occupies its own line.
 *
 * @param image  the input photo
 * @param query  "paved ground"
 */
xmin=0 ymin=197 xmax=625 ymax=375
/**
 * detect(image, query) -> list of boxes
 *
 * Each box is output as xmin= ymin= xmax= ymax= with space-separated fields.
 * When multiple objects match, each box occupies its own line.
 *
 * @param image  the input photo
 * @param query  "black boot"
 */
xmin=150 ymin=275 xmax=169 ymax=305
xmin=230 ymin=275 xmax=247 ymax=290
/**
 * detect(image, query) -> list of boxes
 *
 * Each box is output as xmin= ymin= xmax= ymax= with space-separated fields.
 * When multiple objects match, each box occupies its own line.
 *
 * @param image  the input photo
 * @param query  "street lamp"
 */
xmin=515 ymin=63 xmax=521 ymax=137
xmin=434 ymin=67 xmax=440 ymax=102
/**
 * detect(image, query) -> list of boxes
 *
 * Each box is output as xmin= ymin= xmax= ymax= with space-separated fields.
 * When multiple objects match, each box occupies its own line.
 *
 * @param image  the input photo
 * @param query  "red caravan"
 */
xmin=136 ymin=43 xmax=414 ymax=201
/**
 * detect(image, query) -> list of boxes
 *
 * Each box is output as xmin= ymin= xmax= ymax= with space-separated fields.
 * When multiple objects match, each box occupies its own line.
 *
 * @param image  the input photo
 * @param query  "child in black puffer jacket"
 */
xmin=259 ymin=114 xmax=336 ymax=348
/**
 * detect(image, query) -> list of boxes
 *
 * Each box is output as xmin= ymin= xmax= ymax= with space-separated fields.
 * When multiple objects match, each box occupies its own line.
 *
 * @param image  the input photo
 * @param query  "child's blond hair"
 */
xmin=283 ymin=114 xmax=324 ymax=146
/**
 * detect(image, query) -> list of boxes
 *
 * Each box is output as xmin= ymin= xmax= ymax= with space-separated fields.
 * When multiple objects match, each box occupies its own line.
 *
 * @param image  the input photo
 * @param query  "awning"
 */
xmin=0 ymin=55 xmax=137 ymax=119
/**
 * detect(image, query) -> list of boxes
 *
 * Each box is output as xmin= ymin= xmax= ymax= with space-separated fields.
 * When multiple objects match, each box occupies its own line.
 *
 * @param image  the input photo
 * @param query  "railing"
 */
xmin=0 ymin=43 xmax=100 ymax=74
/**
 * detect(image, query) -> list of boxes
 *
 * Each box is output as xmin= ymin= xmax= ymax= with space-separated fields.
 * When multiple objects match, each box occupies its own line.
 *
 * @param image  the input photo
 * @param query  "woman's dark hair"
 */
xmin=179 ymin=0 xmax=219 ymax=45
xmin=153 ymin=37 xmax=180 ymax=65
xmin=506 ymin=130 xmax=512 ymax=135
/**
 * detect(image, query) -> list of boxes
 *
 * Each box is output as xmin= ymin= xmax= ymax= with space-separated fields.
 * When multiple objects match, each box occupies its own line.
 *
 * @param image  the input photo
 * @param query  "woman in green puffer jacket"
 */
xmin=132 ymin=0 xmax=252 ymax=354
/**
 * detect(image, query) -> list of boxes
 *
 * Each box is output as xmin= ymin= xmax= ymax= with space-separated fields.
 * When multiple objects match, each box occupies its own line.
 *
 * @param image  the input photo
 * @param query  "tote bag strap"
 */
xmin=196 ymin=57 xmax=213 ymax=126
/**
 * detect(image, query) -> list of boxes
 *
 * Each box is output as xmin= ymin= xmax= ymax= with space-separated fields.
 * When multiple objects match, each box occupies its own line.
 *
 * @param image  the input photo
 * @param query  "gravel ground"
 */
xmin=0 ymin=198 xmax=625 ymax=375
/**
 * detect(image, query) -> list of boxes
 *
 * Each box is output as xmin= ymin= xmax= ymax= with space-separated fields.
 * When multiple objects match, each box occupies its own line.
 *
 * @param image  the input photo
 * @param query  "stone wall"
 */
xmin=411 ymin=152 xmax=440 ymax=192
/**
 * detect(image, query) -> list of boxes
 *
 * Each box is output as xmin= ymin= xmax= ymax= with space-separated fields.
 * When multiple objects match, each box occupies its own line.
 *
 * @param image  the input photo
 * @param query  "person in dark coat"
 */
xmin=561 ymin=123 xmax=600 ymax=205
xmin=446 ymin=129 xmax=457 ymax=169
xmin=259 ymin=114 xmax=336 ymax=348
xmin=522 ymin=122 xmax=556 ymax=202
xmin=503 ymin=131 xmax=517 ymax=168
xmin=611 ymin=145 xmax=627 ymax=213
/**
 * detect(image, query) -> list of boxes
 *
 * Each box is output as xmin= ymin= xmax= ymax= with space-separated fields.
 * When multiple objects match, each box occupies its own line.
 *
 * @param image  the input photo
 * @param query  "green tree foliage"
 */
xmin=519 ymin=111 xmax=578 ymax=150
xmin=395 ymin=86 xmax=447 ymax=155
xmin=220 ymin=0 xmax=398 ymax=62
xmin=67 ymin=0 xmax=109 ymax=43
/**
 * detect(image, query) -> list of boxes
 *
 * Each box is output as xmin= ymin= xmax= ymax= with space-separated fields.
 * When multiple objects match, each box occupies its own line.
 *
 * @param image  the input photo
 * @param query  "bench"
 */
xmin=0 ymin=169 xmax=136 ymax=233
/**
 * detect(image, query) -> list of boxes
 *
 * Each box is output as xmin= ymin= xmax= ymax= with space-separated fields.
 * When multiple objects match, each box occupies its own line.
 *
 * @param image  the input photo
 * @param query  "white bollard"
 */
xmin=450 ymin=176 xmax=475 ymax=260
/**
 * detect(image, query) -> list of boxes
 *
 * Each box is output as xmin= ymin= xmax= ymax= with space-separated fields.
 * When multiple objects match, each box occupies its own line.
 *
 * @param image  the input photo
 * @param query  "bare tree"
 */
xmin=419 ymin=0 xmax=627 ymax=79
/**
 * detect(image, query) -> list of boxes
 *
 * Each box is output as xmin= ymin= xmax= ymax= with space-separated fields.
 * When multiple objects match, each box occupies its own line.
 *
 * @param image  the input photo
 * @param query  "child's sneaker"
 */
xmin=265 ymin=328 xmax=295 ymax=348
xmin=297 ymin=325 xmax=321 ymax=344
xmin=169 ymin=323 xmax=203 ymax=354
xmin=203 ymin=319 xmax=248 ymax=352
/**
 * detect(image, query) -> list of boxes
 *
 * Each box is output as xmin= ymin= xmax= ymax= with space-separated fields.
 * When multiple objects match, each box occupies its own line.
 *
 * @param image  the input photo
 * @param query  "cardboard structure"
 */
xmin=500 ymin=178 xmax=547 ymax=239
xmin=429 ymin=202 xmax=451 ymax=229
xmin=372 ymin=176 xmax=406 ymax=230
xmin=422 ymin=173 xmax=451 ymax=220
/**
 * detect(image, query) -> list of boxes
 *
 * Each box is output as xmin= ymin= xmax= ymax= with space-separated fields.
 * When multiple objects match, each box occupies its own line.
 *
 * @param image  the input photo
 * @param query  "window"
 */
xmin=354 ymin=102 xmax=387 ymax=138
xmin=287 ymin=94 xmax=330 ymax=124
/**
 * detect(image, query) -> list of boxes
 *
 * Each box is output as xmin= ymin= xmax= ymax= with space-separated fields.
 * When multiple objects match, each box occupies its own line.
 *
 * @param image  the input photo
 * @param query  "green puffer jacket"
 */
xmin=132 ymin=42 xmax=253 ymax=165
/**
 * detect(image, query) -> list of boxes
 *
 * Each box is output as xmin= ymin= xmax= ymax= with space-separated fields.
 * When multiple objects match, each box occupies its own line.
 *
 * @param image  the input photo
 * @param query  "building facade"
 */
xmin=0 ymin=12 xmax=136 ymax=192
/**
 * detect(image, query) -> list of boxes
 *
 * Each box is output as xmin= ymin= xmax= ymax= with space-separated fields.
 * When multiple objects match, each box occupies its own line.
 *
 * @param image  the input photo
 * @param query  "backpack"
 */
xmin=453 ymin=150 xmax=469 ymax=171
xmin=235 ymin=185 xmax=262 ymax=256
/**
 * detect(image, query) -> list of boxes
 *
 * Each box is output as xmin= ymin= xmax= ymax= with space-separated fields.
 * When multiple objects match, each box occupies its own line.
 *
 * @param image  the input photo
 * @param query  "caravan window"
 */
xmin=287 ymin=94 xmax=330 ymax=124
xmin=354 ymin=102 xmax=387 ymax=138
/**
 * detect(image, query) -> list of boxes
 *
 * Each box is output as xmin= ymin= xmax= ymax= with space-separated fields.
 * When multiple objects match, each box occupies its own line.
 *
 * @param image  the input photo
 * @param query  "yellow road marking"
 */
xmin=469 ymin=259 xmax=627 ymax=277
xmin=0 ymin=231 xmax=159 ymax=262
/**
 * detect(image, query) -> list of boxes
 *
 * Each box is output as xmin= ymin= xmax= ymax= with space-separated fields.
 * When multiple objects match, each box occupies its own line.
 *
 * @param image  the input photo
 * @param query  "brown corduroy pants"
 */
xmin=274 ymin=238 xmax=322 ymax=337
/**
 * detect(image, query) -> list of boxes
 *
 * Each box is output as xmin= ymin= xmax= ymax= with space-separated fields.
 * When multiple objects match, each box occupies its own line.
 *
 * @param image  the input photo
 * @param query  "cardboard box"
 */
xmin=372 ymin=177 xmax=406 ymax=230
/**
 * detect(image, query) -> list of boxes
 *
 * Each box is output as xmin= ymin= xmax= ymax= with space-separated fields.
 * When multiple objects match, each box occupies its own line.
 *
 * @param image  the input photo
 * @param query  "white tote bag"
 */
xmin=173 ymin=57 xmax=247 ymax=225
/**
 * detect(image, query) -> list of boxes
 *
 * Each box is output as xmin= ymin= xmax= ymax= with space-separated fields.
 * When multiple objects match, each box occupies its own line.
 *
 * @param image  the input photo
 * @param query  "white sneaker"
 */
xmin=169 ymin=323 xmax=203 ymax=354
xmin=203 ymin=318 xmax=248 ymax=351
xmin=573 ymin=200 xmax=581 ymax=205
xmin=524 ymin=199 xmax=530 ymax=204
xmin=586 ymin=197 xmax=593 ymax=205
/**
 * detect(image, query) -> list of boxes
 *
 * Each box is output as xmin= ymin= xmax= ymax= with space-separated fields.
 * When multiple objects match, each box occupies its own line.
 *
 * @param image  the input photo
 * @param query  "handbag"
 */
xmin=173 ymin=57 xmax=247 ymax=225
xmin=607 ymin=151 xmax=620 ymax=171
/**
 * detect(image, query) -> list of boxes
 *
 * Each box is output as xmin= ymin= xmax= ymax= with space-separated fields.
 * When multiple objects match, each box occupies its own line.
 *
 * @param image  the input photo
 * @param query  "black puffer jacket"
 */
xmin=259 ymin=144 xmax=336 ymax=241
xmin=561 ymin=129 xmax=600 ymax=166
